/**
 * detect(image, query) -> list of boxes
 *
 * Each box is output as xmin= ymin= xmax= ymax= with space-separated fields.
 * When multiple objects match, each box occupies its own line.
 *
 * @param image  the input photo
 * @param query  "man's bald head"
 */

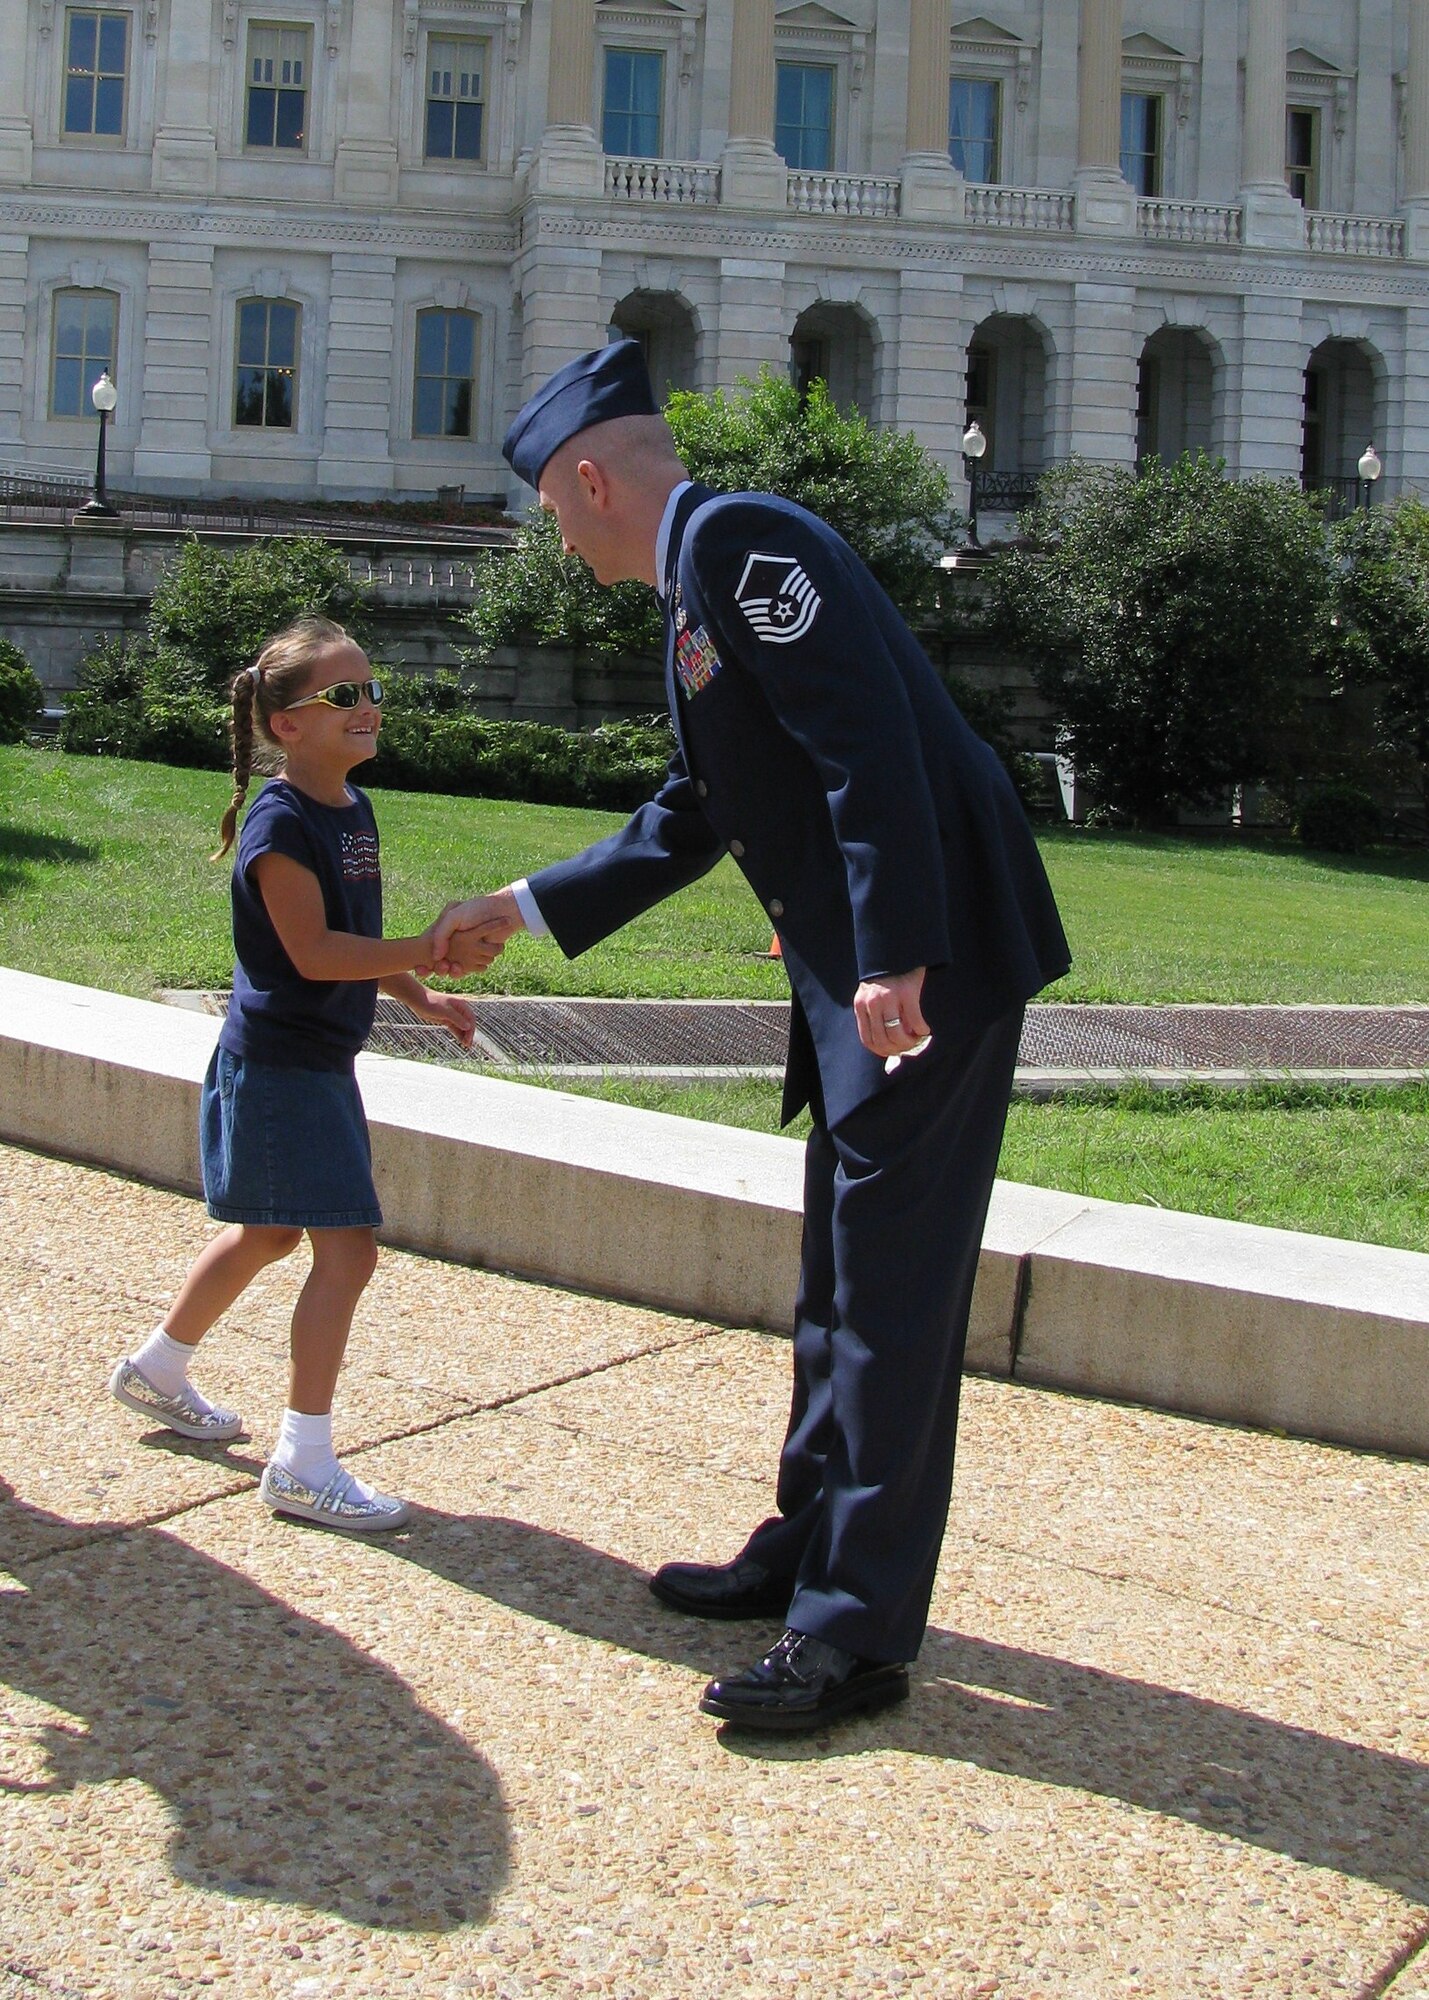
xmin=537 ymin=413 xmax=688 ymax=589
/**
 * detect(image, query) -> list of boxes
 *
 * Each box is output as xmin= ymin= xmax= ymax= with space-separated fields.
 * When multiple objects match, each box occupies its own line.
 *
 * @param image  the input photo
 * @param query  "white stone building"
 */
xmin=2 ymin=0 xmax=1428 ymax=510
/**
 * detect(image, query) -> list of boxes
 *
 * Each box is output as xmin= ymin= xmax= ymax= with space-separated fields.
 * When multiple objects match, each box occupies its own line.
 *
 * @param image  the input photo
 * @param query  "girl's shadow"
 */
xmin=0 ymin=1480 xmax=509 ymax=1930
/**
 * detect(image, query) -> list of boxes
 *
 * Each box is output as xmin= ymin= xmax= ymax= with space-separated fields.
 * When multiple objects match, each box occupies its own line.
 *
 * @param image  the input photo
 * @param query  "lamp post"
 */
xmin=1357 ymin=442 xmax=1382 ymax=512
xmin=962 ymin=419 xmax=988 ymax=554
xmin=75 ymin=369 xmax=119 ymax=520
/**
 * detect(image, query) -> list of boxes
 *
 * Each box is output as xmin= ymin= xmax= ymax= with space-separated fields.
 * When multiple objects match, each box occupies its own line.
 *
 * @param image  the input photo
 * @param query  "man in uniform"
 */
xmin=434 ymin=341 xmax=1070 ymax=1734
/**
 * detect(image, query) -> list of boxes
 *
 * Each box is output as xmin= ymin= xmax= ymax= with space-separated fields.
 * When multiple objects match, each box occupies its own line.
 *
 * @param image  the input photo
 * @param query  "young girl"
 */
xmin=109 ymin=616 xmax=496 ymax=1531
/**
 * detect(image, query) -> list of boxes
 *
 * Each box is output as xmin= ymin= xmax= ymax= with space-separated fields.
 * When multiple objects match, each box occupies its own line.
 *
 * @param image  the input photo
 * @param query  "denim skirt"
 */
xmin=200 ymin=1046 xmax=382 ymax=1229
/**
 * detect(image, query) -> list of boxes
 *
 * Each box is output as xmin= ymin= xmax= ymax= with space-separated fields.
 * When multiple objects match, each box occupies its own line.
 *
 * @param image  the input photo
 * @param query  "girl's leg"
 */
xmin=287 ymin=1226 xmax=379 ymax=1414
xmin=164 ymin=1224 xmax=304 ymax=1346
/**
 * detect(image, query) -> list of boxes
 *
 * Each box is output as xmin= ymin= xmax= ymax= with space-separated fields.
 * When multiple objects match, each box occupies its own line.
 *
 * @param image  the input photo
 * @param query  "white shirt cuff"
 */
xmin=511 ymin=878 xmax=550 ymax=938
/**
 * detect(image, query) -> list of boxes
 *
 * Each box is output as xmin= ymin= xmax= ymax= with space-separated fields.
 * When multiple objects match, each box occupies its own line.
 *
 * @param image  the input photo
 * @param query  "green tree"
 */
xmin=464 ymin=371 xmax=962 ymax=666
xmin=984 ymin=456 xmax=1337 ymax=825
xmin=146 ymin=535 xmax=371 ymax=698
xmin=0 ymin=638 xmax=43 ymax=744
xmin=1330 ymin=498 xmax=1429 ymax=816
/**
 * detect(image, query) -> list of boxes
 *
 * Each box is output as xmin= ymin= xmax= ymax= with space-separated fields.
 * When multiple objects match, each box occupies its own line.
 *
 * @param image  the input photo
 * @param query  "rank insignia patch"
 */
xmin=675 ymin=622 xmax=722 ymax=699
xmin=734 ymin=551 xmax=822 ymax=645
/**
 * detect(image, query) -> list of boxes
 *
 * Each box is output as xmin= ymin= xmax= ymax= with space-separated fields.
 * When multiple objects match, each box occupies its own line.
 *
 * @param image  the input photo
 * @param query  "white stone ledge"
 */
xmin=1 ymin=968 xmax=1426 ymax=1456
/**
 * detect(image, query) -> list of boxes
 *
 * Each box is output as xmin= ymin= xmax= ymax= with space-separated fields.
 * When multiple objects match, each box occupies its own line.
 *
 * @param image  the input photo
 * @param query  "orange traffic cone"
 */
xmin=768 ymin=933 xmax=781 ymax=959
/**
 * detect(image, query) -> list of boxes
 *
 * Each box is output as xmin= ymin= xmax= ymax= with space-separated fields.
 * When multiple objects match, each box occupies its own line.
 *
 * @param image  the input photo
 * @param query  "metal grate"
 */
xmin=184 ymin=994 xmax=1429 ymax=1076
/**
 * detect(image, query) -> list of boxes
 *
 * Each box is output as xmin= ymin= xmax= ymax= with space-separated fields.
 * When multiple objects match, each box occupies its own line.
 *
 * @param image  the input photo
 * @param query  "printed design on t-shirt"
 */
xmin=675 ymin=622 xmax=722 ymax=700
xmin=734 ymin=551 xmax=822 ymax=645
xmin=340 ymin=829 xmax=381 ymax=882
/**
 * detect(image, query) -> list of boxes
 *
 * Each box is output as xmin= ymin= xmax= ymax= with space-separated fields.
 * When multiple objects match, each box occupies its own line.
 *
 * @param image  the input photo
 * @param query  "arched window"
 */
xmin=413 ymin=308 xmax=477 ymax=438
xmin=234 ymin=298 xmax=300 ymax=429
xmin=51 ymin=288 xmax=117 ymax=418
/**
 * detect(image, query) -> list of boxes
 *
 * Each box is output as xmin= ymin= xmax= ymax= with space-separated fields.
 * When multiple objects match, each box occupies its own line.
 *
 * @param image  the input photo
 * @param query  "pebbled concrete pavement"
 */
xmin=1 ymin=1139 xmax=1426 ymax=2000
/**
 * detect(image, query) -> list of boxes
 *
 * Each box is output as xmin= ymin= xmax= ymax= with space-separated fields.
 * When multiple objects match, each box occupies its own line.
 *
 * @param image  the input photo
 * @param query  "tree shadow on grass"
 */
xmin=0 ymin=825 xmax=101 ymax=901
xmin=0 ymin=1480 xmax=509 ymax=1929
xmin=394 ymin=1508 xmax=1429 ymax=1909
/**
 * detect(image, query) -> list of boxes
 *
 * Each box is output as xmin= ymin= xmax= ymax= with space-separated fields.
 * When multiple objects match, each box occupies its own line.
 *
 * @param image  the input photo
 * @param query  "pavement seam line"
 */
xmin=4 ymin=1325 xmax=727 ymax=1577
xmin=1357 ymin=1919 xmax=1429 ymax=2000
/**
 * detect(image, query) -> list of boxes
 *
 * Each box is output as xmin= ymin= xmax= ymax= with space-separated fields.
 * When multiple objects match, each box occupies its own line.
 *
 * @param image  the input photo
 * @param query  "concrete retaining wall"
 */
xmin=2 ymin=966 xmax=1426 ymax=1457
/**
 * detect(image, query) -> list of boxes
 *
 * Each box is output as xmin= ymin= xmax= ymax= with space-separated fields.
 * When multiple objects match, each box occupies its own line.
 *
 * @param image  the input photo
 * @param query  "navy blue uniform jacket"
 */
xmin=529 ymin=484 xmax=1070 ymax=1128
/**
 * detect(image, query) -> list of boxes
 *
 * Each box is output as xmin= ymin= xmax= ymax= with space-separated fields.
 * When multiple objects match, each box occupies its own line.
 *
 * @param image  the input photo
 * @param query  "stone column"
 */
xmin=335 ymin=0 xmax=399 ymax=203
xmin=1240 ymin=0 xmax=1300 ymax=245
xmin=890 ymin=265 xmax=968 ymax=476
xmin=317 ymin=253 xmax=397 ymax=491
xmin=1231 ymin=291 xmax=1306 ymax=478
xmin=1404 ymin=0 xmax=1429 ymax=258
xmin=133 ymin=239 xmax=215 ymax=485
xmin=1065 ymin=281 xmax=1138 ymax=464
xmin=721 ymin=0 xmax=785 ymax=208
xmin=152 ymin=0 xmax=219 ymax=193
xmin=0 ymin=234 xmax=25 ymax=440
xmin=1073 ymin=0 xmax=1135 ymax=234
xmin=710 ymin=257 xmax=787 ymax=382
xmin=902 ymin=0 xmax=963 ymax=221
xmin=0 ymin=0 xmax=31 ymax=181
xmin=528 ymin=0 xmax=603 ymax=196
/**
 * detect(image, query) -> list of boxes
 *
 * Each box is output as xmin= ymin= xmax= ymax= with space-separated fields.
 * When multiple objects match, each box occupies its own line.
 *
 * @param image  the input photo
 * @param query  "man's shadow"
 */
xmin=0 ymin=1479 xmax=509 ymax=1930
xmin=0 ymin=825 xmax=100 ymax=901
xmin=396 ymin=1507 xmax=1429 ymax=1908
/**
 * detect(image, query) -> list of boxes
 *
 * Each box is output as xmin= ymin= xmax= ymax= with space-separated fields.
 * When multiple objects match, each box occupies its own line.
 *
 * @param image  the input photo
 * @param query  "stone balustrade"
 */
xmin=1305 ymin=212 xmax=1405 ymax=258
xmin=787 ymin=171 xmax=900 ymax=218
xmin=1137 ymin=199 xmax=1243 ymax=245
xmin=962 ymin=184 xmax=1076 ymax=232
xmin=603 ymin=157 xmax=721 ymax=205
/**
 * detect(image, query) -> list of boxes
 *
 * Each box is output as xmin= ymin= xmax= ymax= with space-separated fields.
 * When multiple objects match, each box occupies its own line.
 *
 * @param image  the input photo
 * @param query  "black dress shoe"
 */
xmin=648 ymin=1556 xmax=792 ymax=1621
xmin=699 ymin=1628 xmax=910 ymax=1733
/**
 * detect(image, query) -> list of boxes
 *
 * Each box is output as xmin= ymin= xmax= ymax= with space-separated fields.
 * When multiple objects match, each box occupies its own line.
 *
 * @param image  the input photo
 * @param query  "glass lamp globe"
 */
xmin=962 ymin=420 xmax=988 ymax=460
xmin=1358 ymin=444 xmax=1382 ymax=483
xmin=91 ymin=371 xmax=118 ymax=414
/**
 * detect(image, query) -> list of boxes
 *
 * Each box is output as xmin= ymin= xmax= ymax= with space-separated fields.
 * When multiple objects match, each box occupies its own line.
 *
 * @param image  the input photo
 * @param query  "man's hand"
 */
xmin=854 ymin=968 xmax=930 ymax=1060
xmin=427 ymin=887 xmax=527 ymax=976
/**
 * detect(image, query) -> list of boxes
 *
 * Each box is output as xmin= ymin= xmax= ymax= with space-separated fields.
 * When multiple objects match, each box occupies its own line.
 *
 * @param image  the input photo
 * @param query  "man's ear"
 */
xmin=575 ymin=456 xmax=610 ymax=509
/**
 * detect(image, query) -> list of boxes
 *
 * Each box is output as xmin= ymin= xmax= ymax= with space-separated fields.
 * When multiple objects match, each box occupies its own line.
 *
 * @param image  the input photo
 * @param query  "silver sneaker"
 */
xmin=108 ymin=1357 xmax=244 ymax=1442
xmin=258 ymin=1461 xmax=411 ymax=1533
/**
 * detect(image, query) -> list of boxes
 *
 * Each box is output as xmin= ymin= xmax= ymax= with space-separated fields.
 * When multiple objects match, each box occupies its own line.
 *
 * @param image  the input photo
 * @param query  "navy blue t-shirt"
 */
xmin=220 ymin=779 xmax=383 ymax=1072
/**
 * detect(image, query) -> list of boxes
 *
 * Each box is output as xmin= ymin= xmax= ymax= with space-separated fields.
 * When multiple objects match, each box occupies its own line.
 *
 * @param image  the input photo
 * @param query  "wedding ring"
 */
xmin=883 ymin=1018 xmax=901 ymax=1029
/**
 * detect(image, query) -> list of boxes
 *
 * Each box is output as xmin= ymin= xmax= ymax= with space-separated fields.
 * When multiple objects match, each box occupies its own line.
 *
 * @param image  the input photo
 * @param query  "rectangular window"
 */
xmin=425 ymin=37 xmax=485 ymax=161
xmin=602 ymin=47 xmax=662 ymax=158
xmin=948 ymin=77 xmax=999 ymax=183
xmin=775 ymin=62 xmax=834 ymax=171
xmin=234 ymin=298 xmax=299 ymax=429
xmin=1287 ymin=106 xmax=1319 ymax=207
xmin=413 ymin=308 xmax=476 ymax=437
xmin=51 ymin=289 xmax=117 ymax=417
xmin=246 ymin=25 xmax=310 ymax=150
xmin=63 ymin=9 xmax=128 ymax=139
xmin=1120 ymin=91 xmax=1161 ymax=197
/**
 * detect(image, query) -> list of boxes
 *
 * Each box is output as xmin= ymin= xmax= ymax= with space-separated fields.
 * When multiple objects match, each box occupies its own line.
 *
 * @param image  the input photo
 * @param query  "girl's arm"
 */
xmin=253 ymin=852 xmax=439 ymax=980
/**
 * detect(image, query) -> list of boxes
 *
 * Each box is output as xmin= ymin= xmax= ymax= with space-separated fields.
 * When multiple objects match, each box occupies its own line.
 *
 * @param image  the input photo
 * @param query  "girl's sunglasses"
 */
xmin=283 ymin=677 xmax=385 ymax=712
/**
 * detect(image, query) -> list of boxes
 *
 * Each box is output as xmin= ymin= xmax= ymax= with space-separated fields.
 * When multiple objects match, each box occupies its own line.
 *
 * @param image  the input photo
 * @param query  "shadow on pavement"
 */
xmin=0 ymin=1481 xmax=509 ymax=1930
xmin=398 ymin=1507 xmax=1429 ymax=1908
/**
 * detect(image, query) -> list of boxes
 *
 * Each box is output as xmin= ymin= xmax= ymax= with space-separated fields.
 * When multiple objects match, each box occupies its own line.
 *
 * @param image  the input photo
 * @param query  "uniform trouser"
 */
xmin=743 ymin=1003 xmax=1025 ymax=1664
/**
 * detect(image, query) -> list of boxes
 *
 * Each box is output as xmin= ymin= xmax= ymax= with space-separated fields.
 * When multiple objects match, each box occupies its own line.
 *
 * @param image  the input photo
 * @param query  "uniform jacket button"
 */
xmin=729 ymin=838 xmax=745 ymax=858
xmin=768 ymin=897 xmax=784 ymax=918
xmin=695 ymin=779 xmax=708 ymax=798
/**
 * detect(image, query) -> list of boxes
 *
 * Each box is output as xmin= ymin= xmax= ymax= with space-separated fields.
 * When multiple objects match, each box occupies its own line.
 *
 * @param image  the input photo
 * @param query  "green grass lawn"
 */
xmin=3 ymin=746 xmax=1427 ymax=1254
xmin=3 ymin=744 xmax=1429 ymax=1001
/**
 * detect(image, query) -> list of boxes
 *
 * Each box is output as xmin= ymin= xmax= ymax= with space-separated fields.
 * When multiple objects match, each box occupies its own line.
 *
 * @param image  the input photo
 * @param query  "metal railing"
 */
xmin=1305 ymin=211 xmax=1404 ymax=258
xmin=962 ymin=184 xmax=1075 ymax=232
xmin=604 ymin=156 xmax=720 ymax=205
xmin=787 ymin=170 xmax=899 ymax=218
xmin=972 ymin=469 xmax=1040 ymax=513
xmin=1138 ymin=198 xmax=1242 ymax=245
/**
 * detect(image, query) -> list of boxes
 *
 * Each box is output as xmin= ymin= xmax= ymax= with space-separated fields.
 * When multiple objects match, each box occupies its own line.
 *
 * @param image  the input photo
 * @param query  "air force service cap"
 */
xmin=502 ymin=339 xmax=659 ymax=489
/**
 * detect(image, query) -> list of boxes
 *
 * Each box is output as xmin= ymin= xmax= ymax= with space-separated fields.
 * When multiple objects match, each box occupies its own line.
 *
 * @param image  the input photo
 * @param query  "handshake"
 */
xmin=417 ymin=884 xmax=527 ymax=979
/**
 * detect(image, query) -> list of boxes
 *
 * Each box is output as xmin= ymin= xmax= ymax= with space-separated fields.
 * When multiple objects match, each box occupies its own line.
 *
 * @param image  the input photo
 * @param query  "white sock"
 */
xmin=132 ymin=1327 xmax=209 ymax=1404
xmin=271 ymin=1409 xmax=374 ymax=1499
